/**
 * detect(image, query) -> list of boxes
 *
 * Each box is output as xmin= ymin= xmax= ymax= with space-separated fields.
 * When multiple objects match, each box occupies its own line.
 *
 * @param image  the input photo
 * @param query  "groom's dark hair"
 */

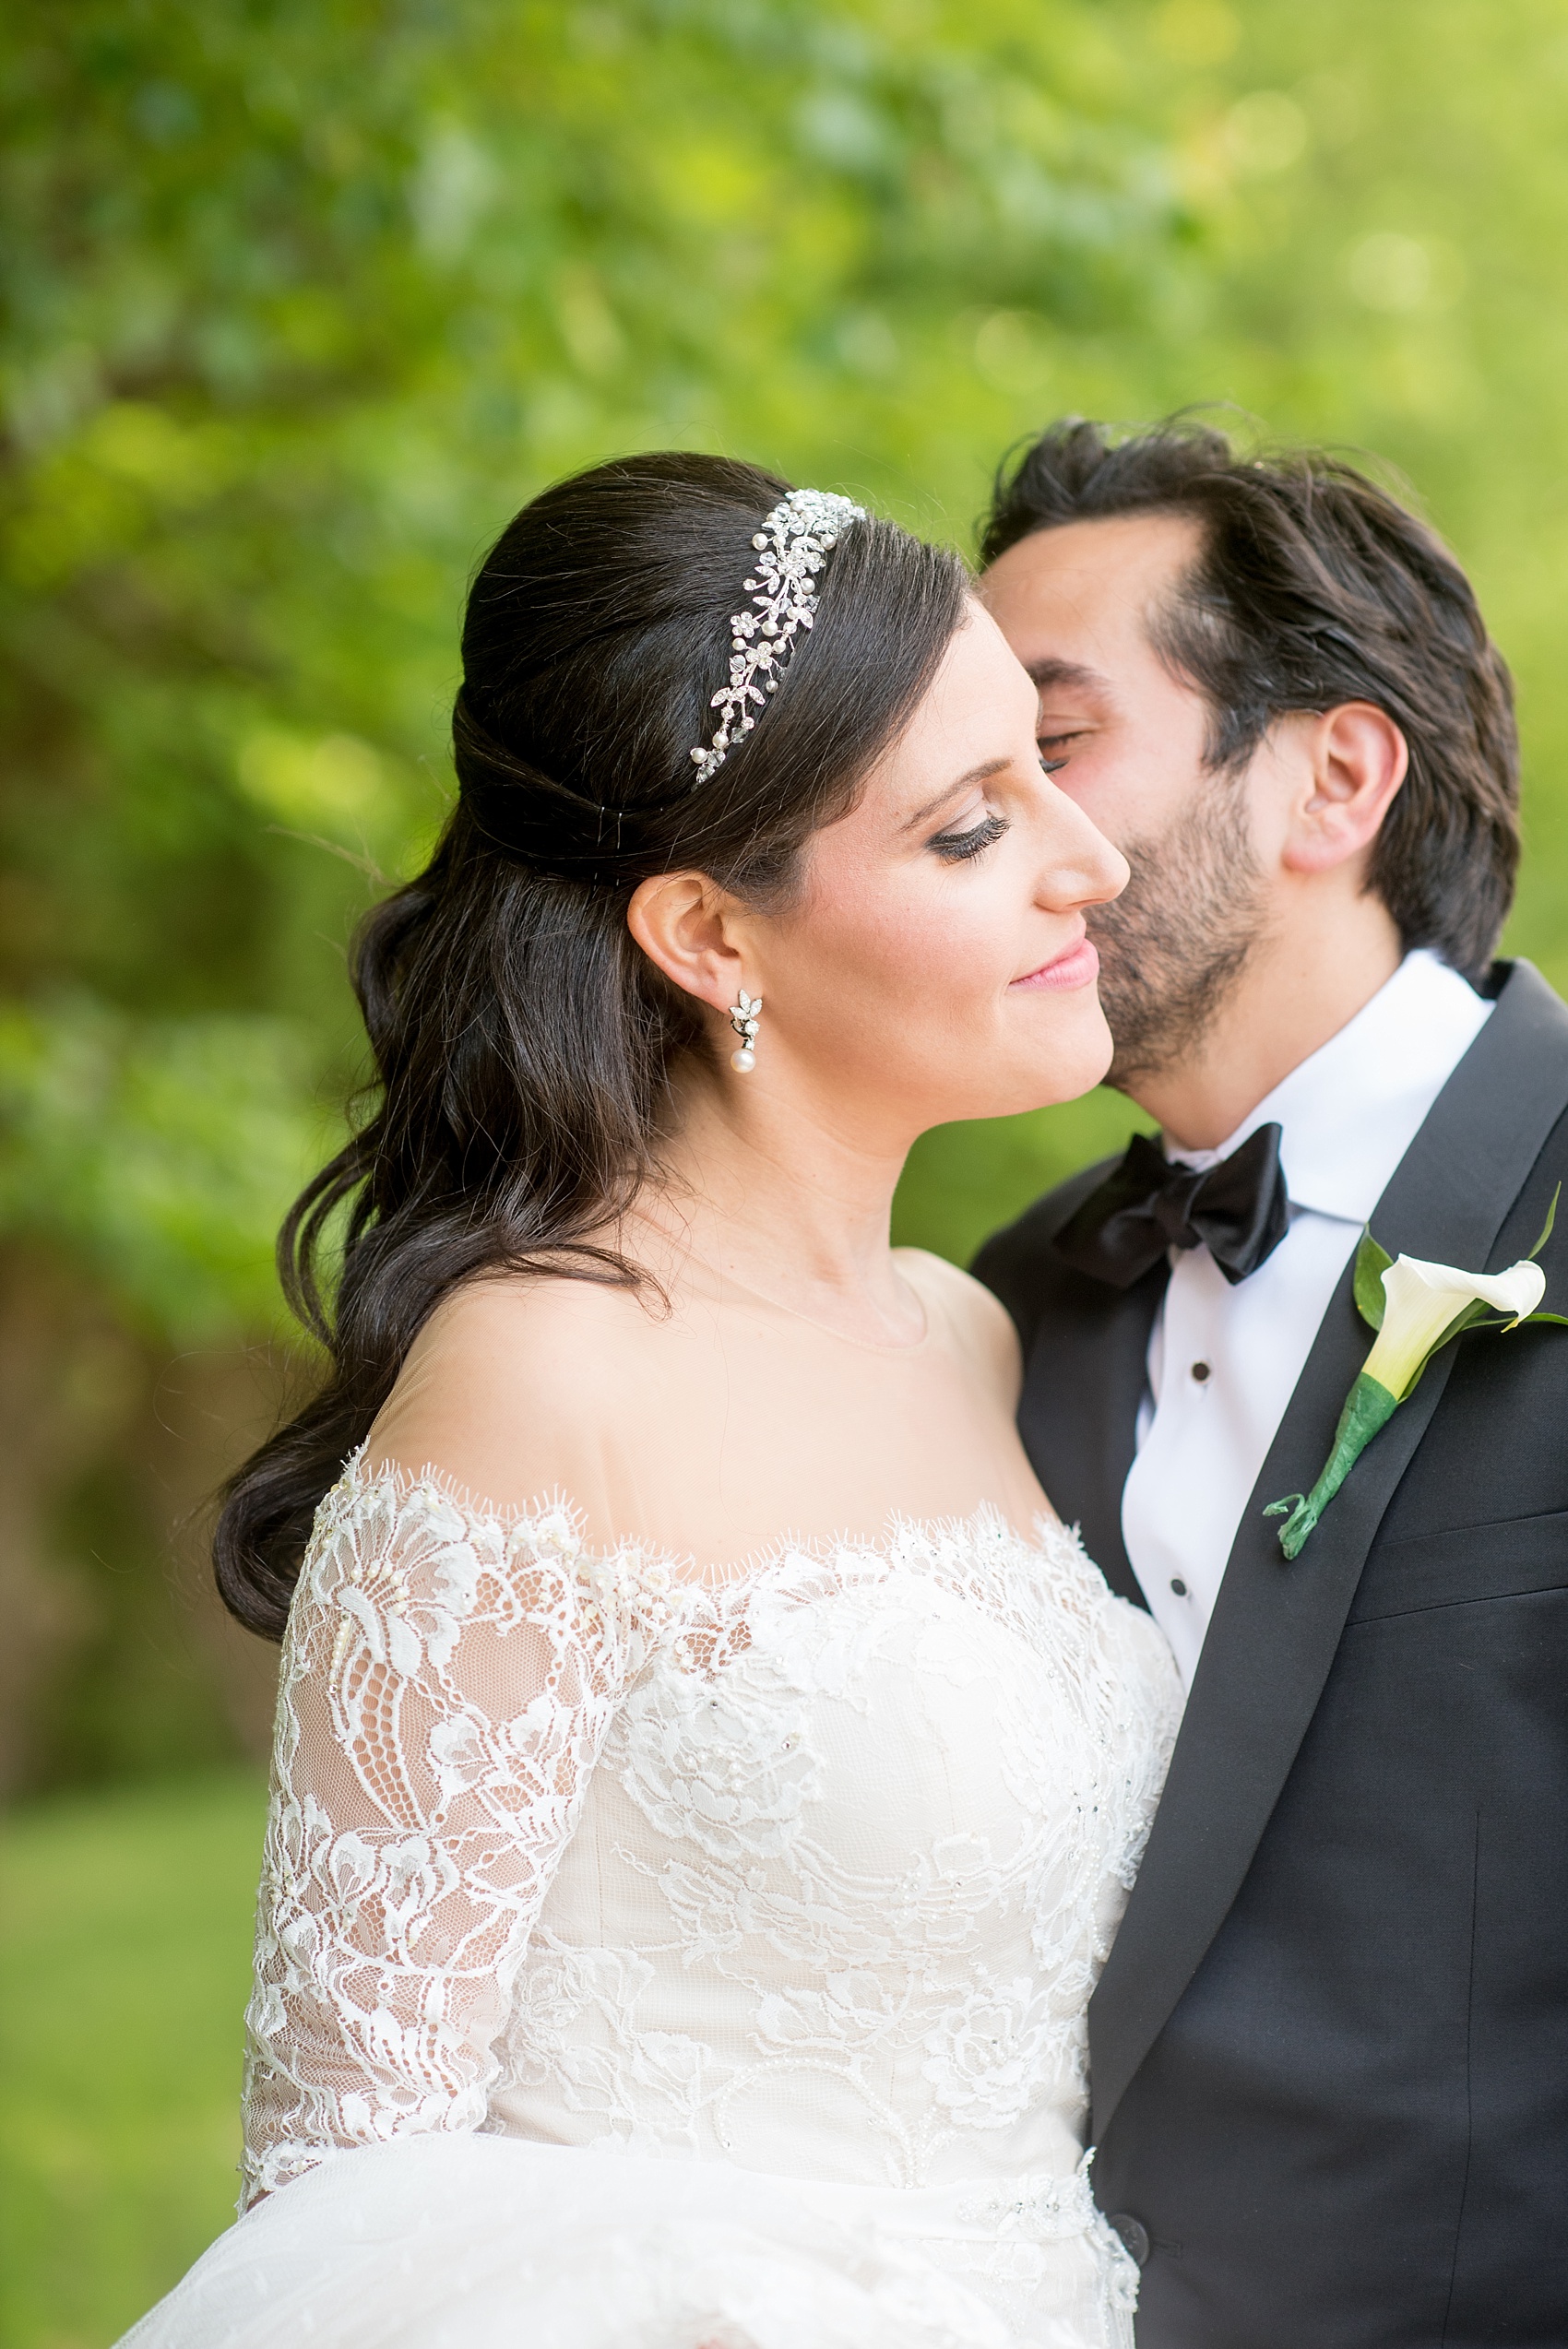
xmin=980 ymin=417 xmax=1519 ymax=981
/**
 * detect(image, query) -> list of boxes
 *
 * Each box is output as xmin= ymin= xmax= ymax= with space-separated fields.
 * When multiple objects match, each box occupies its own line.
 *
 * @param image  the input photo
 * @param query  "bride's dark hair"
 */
xmin=216 ymin=451 xmax=968 ymax=1637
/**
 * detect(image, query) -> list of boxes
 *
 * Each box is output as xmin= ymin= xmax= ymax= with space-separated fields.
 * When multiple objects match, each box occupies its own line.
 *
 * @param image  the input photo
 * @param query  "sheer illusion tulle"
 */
xmin=123 ymin=1457 xmax=1181 ymax=2349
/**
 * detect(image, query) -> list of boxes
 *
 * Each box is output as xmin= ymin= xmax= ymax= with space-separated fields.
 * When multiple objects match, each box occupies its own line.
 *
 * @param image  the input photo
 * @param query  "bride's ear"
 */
xmin=626 ymin=870 xmax=753 ymax=1014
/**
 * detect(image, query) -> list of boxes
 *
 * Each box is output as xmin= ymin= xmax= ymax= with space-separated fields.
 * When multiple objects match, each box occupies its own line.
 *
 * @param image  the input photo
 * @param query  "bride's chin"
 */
xmin=1019 ymin=991 xmax=1114 ymax=1089
xmin=919 ymin=1014 xmax=1117 ymax=1126
xmin=1006 ymin=1003 xmax=1117 ymax=1113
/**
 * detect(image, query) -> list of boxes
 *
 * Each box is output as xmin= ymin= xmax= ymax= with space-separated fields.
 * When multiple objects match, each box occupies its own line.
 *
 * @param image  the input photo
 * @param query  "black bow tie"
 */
xmin=1053 ymin=1121 xmax=1290 ymax=1290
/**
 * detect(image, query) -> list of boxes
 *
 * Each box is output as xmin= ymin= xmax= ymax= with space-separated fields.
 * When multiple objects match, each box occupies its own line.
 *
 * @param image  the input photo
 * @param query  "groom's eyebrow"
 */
xmin=906 ymin=757 xmax=1012 ymax=828
xmin=1027 ymin=657 xmax=1112 ymax=700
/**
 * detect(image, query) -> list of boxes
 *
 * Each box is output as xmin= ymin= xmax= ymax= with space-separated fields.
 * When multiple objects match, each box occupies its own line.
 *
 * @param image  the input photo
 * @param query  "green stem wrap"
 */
xmin=1266 ymin=1371 xmax=1400 ymax=1560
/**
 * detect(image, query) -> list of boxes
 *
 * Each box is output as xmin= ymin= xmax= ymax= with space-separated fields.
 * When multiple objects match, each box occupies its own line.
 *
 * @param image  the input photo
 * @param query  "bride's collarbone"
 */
xmin=365 ymin=1260 xmax=1047 ymax=1567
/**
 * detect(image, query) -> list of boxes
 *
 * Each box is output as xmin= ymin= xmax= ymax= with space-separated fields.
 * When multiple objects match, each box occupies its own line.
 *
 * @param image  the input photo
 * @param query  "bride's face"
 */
xmin=760 ymin=601 xmax=1128 ymax=1131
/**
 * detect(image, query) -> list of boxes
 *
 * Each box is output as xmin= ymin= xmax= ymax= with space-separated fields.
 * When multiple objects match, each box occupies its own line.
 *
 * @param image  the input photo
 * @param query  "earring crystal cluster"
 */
xmin=728 ymin=990 xmax=762 ymax=1074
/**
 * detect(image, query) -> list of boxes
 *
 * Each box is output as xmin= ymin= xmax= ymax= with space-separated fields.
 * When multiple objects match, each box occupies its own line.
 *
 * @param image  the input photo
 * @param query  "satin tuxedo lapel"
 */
xmin=981 ymin=1156 xmax=1166 ymax=1610
xmin=1087 ymin=961 xmax=1568 ymax=2137
xmin=1019 ymin=1261 xmax=1166 ymax=1611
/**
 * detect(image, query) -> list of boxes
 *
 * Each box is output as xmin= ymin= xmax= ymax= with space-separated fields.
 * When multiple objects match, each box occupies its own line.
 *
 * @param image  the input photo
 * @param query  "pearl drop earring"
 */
xmin=727 ymin=990 xmax=762 ymax=1074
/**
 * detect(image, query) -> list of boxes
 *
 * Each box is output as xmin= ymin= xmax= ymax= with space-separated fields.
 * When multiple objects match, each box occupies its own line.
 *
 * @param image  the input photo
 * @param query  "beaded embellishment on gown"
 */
xmin=123 ymin=1454 xmax=1182 ymax=2349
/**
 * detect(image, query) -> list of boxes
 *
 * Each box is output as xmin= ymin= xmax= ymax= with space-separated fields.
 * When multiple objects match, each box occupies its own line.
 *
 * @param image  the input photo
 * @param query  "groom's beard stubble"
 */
xmin=1087 ymin=764 xmax=1268 ymax=1092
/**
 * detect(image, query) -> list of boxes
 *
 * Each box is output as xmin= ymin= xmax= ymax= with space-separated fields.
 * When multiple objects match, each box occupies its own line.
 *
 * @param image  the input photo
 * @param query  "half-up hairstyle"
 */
xmin=215 ymin=452 xmax=968 ymax=1637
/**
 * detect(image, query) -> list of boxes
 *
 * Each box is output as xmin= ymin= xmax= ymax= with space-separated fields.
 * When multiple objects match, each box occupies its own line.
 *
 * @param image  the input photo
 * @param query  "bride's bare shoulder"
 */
xmin=893 ymin=1246 xmax=1023 ymax=1398
xmin=363 ymin=1270 xmax=676 ymax=1522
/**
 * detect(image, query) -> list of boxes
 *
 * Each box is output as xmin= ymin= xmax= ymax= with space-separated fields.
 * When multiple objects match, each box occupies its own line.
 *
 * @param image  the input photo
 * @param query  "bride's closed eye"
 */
xmin=1037 ymin=740 xmax=1077 ymax=767
xmin=927 ymin=810 xmax=1010 ymax=863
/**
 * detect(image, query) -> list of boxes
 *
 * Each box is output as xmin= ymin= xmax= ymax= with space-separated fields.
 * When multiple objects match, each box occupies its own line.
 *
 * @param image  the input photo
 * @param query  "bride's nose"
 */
xmin=1036 ymin=789 xmax=1129 ymax=911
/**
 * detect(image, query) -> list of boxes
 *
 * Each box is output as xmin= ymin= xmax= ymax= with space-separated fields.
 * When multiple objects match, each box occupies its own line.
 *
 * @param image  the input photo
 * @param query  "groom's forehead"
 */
xmin=980 ymin=509 xmax=1206 ymax=674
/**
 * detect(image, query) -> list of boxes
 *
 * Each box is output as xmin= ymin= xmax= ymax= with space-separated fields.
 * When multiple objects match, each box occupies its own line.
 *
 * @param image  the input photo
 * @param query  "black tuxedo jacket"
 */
xmin=973 ymin=961 xmax=1568 ymax=2348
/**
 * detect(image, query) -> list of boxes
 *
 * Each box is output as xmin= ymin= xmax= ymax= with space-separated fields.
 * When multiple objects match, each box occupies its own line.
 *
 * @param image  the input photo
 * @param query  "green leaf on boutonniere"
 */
xmin=1267 ymin=1193 xmax=1566 ymax=1560
xmin=1353 ymin=1229 xmax=1394 ymax=1330
xmin=1529 ymin=1181 xmax=1560 ymax=1262
xmin=1454 ymin=1186 xmax=1568 ymax=1333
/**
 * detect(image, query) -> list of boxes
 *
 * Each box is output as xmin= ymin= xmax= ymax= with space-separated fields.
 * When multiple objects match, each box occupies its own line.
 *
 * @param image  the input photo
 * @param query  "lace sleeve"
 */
xmin=241 ymin=1458 xmax=634 ymax=2207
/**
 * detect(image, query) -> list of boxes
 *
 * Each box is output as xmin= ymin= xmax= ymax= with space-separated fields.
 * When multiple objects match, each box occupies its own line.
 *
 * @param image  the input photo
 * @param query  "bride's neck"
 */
xmin=631 ymin=1055 xmax=922 ymax=1347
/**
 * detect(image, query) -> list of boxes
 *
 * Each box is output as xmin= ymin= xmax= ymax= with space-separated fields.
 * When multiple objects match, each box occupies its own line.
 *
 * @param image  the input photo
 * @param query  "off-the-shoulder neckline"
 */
xmin=333 ymin=1446 xmax=1083 ymax=1598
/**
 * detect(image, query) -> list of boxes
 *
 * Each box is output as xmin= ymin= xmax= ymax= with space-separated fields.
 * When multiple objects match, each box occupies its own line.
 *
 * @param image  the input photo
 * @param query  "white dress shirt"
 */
xmin=1122 ymin=950 xmax=1493 ymax=1688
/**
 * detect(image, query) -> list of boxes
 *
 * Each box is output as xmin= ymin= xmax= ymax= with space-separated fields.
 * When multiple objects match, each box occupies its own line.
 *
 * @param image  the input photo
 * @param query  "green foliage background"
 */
xmin=5 ymin=5 xmax=1568 ymax=2336
xmin=6 ymin=0 xmax=1568 ymax=1793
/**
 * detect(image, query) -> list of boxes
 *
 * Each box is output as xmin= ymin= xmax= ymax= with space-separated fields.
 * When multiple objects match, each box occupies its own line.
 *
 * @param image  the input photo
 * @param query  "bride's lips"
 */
xmin=1010 ymin=934 xmax=1100 ymax=991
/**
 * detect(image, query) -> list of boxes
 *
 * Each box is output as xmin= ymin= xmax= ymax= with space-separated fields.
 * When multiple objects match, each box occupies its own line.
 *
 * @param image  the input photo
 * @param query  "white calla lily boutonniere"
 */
xmin=1266 ymin=1187 xmax=1567 ymax=1560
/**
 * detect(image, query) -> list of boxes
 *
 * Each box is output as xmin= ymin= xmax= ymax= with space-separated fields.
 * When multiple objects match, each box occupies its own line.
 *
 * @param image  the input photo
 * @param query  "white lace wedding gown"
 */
xmin=125 ymin=1453 xmax=1181 ymax=2349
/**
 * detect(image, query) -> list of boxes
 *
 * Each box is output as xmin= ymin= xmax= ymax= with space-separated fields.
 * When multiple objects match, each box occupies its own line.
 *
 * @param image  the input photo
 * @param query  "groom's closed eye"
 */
xmin=1028 ymin=658 xmax=1114 ymax=767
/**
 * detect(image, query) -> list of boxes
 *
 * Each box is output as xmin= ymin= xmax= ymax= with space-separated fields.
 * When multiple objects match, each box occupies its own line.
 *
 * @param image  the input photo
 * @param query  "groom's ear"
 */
xmin=1280 ymin=701 xmax=1408 ymax=876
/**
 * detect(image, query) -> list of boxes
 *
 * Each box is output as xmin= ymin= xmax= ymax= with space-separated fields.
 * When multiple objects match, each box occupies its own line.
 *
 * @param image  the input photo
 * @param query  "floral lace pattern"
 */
xmin=242 ymin=1454 xmax=1181 ymax=2342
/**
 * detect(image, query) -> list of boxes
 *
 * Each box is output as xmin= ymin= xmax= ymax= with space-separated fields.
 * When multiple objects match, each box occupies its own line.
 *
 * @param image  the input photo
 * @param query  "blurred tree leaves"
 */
xmin=0 ymin=1001 xmax=317 ymax=1341
xmin=0 ymin=0 xmax=1190 ymax=1340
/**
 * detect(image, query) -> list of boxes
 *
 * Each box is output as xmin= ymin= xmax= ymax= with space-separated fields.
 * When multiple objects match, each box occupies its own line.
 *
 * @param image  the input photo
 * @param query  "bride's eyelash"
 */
xmin=928 ymin=811 xmax=1010 ymax=864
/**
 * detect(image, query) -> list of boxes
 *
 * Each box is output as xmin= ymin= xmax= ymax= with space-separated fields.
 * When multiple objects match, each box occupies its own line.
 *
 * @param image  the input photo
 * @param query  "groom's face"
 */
xmin=980 ymin=511 xmax=1267 ymax=1086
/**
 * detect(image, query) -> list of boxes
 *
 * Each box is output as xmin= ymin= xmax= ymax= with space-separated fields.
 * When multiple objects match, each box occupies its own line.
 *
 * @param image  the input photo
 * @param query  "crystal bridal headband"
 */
xmin=688 ymin=487 xmax=865 ymax=786
xmin=456 ymin=483 xmax=867 ymax=872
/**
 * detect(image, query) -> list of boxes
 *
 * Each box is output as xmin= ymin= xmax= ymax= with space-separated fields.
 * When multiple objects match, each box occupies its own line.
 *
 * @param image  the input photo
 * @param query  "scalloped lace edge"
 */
xmin=333 ymin=1444 xmax=1093 ymax=1599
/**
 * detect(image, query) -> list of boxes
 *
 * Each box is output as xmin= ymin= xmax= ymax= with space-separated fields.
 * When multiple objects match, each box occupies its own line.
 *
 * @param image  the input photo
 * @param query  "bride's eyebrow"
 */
xmin=904 ymin=756 xmax=1011 ymax=830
